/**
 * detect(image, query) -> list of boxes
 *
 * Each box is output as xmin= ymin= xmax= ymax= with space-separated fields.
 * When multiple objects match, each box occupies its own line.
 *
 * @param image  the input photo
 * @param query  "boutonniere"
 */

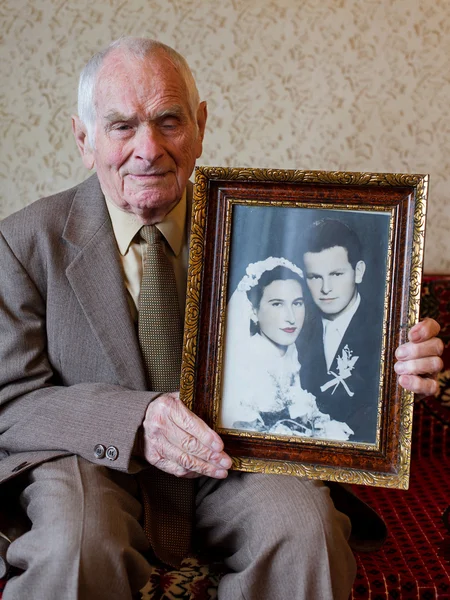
xmin=320 ymin=345 xmax=359 ymax=397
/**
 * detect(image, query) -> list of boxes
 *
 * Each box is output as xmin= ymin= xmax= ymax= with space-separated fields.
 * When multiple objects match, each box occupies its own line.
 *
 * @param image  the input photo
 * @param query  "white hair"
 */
xmin=77 ymin=37 xmax=201 ymax=147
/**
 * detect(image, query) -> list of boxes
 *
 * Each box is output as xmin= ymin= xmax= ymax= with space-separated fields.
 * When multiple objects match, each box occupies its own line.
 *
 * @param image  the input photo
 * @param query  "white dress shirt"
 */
xmin=322 ymin=293 xmax=361 ymax=371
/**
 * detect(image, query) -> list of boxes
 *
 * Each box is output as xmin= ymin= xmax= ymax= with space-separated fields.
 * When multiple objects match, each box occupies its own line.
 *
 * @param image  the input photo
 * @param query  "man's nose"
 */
xmin=134 ymin=125 xmax=164 ymax=162
xmin=321 ymin=277 xmax=332 ymax=294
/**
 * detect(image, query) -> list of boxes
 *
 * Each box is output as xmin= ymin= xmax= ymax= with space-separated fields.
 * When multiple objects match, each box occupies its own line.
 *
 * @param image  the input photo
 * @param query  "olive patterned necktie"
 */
xmin=137 ymin=224 xmax=193 ymax=567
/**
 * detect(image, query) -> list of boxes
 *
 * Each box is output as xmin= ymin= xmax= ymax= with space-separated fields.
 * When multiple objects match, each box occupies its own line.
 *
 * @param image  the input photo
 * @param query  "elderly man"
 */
xmin=0 ymin=37 xmax=443 ymax=600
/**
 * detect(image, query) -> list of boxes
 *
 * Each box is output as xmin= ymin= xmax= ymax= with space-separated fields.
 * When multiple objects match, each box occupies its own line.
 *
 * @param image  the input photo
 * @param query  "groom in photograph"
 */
xmin=299 ymin=218 xmax=382 ymax=443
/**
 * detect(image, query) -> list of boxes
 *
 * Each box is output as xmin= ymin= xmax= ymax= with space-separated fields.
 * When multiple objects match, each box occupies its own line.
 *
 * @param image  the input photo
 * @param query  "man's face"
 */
xmin=76 ymin=49 xmax=207 ymax=223
xmin=303 ymin=246 xmax=365 ymax=320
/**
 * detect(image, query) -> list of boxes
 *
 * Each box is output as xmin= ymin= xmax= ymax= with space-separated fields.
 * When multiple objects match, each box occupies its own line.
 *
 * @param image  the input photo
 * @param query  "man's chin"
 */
xmin=319 ymin=302 xmax=338 ymax=312
xmin=124 ymin=193 xmax=179 ymax=222
xmin=319 ymin=302 xmax=340 ymax=317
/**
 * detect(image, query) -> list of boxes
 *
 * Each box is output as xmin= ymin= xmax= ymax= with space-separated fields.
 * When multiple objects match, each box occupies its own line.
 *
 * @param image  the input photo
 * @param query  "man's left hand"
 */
xmin=394 ymin=317 xmax=444 ymax=396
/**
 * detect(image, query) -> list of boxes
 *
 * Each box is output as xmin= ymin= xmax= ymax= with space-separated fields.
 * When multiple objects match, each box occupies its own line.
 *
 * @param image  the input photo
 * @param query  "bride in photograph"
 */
xmin=219 ymin=257 xmax=353 ymax=441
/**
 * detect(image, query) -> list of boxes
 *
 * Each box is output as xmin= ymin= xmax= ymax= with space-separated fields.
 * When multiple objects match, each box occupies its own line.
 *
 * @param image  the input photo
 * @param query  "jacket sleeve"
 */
xmin=0 ymin=228 xmax=155 ymax=475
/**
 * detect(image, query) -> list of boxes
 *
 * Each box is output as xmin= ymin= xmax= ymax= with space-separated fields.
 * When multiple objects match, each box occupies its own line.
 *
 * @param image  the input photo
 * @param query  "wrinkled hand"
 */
xmin=394 ymin=318 xmax=444 ymax=396
xmin=141 ymin=392 xmax=232 ymax=479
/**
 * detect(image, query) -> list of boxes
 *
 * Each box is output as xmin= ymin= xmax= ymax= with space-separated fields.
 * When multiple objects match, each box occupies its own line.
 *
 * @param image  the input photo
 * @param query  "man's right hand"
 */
xmin=140 ymin=393 xmax=232 ymax=479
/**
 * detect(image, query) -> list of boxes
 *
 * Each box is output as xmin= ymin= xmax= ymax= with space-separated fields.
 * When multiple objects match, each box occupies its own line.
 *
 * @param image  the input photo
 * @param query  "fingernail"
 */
xmin=215 ymin=469 xmax=228 ymax=478
xmin=211 ymin=441 xmax=222 ymax=451
xmin=220 ymin=457 xmax=231 ymax=468
xmin=399 ymin=374 xmax=411 ymax=387
xmin=409 ymin=330 xmax=421 ymax=342
xmin=395 ymin=362 xmax=405 ymax=373
xmin=396 ymin=347 xmax=407 ymax=359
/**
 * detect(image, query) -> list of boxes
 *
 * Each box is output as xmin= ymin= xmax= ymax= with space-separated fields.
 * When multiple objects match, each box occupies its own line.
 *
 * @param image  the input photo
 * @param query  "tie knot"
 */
xmin=141 ymin=225 xmax=162 ymax=245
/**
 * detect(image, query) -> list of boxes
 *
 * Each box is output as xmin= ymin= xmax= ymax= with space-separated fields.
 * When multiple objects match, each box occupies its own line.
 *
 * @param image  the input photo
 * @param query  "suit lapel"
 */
xmin=312 ymin=316 xmax=328 ymax=375
xmin=63 ymin=175 xmax=147 ymax=391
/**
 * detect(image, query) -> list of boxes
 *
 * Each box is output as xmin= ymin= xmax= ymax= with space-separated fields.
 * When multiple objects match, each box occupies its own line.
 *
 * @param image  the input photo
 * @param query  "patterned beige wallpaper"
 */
xmin=1 ymin=0 xmax=449 ymax=271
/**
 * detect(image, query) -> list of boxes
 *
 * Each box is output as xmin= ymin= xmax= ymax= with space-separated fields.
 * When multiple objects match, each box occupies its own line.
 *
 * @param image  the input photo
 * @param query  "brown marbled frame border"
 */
xmin=180 ymin=167 xmax=428 ymax=489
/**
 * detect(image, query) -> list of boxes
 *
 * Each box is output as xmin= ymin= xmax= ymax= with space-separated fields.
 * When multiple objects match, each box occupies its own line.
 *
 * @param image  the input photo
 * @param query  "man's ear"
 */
xmin=195 ymin=101 xmax=208 ymax=159
xmin=355 ymin=260 xmax=366 ymax=284
xmin=72 ymin=116 xmax=95 ymax=170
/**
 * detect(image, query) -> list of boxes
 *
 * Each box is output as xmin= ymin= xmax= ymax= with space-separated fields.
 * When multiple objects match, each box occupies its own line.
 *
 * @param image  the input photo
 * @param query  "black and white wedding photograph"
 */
xmin=219 ymin=204 xmax=390 ymax=445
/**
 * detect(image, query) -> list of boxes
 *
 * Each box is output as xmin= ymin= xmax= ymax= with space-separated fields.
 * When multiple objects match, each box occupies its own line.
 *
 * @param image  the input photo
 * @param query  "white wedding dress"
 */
xmin=220 ymin=332 xmax=319 ymax=429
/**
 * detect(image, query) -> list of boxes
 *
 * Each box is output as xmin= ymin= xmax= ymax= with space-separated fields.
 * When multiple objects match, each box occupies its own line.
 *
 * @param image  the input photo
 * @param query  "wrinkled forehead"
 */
xmin=94 ymin=48 xmax=189 ymax=113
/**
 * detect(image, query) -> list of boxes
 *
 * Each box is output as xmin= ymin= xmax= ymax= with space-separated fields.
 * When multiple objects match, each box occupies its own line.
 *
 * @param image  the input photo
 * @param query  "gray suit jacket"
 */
xmin=0 ymin=174 xmax=159 ymax=485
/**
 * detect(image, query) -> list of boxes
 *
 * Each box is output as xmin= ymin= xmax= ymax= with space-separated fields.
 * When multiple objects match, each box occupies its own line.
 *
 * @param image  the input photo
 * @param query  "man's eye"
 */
xmin=307 ymin=275 xmax=320 ymax=280
xmin=109 ymin=123 xmax=133 ymax=134
xmin=270 ymin=301 xmax=282 ymax=307
xmin=332 ymin=272 xmax=344 ymax=277
xmin=116 ymin=123 xmax=135 ymax=132
xmin=159 ymin=118 xmax=179 ymax=130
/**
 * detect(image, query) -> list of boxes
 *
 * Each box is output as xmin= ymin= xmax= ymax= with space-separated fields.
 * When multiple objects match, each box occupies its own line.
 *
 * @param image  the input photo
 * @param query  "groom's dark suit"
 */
xmin=300 ymin=301 xmax=384 ymax=443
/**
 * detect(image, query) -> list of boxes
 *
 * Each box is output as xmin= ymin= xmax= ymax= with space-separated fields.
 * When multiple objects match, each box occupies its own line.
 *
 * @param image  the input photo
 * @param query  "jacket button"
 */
xmin=106 ymin=446 xmax=119 ymax=461
xmin=94 ymin=444 xmax=106 ymax=459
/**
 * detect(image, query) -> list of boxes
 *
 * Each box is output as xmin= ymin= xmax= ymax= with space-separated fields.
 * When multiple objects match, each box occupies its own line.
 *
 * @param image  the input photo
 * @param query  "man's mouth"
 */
xmin=125 ymin=172 xmax=172 ymax=188
xmin=128 ymin=172 xmax=168 ymax=179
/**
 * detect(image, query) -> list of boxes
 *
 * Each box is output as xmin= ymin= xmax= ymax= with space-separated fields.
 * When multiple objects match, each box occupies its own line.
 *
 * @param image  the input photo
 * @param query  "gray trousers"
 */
xmin=4 ymin=456 xmax=356 ymax=600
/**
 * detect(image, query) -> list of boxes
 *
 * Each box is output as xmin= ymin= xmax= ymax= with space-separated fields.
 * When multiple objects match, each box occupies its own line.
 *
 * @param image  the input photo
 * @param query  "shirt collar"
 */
xmin=104 ymin=190 xmax=187 ymax=256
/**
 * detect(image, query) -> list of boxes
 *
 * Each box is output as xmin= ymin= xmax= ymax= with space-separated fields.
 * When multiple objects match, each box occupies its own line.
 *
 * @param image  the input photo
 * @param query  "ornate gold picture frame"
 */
xmin=180 ymin=167 xmax=428 ymax=489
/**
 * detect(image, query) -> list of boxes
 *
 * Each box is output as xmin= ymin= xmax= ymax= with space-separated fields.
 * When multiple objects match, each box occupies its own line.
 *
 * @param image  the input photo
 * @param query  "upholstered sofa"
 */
xmin=1 ymin=275 xmax=449 ymax=599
